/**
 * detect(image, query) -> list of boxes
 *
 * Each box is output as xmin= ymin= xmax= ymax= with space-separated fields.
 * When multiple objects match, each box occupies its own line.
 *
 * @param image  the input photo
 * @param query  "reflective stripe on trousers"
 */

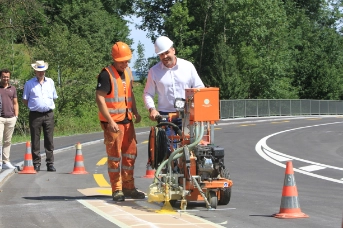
xmin=101 ymin=121 xmax=137 ymax=192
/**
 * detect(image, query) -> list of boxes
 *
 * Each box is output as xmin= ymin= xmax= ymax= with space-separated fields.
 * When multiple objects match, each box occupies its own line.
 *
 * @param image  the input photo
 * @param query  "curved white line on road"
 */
xmin=255 ymin=121 xmax=343 ymax=184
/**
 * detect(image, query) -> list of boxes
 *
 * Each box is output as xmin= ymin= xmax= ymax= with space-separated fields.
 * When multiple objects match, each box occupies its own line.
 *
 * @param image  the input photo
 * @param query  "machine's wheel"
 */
xmin=218 ymin=168 xmax=232 ymax=205
xmin=218 ymin=187 xmax=231 ymax=205
xmin=208 ymin=191 xmax=217 ymax=209
xmin=220 ymin=167 xmax=231 ymax=179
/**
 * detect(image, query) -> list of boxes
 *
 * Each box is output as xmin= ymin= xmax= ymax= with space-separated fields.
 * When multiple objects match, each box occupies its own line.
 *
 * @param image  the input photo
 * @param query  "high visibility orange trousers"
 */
xmin=101 ymin=121 xmax=137 ymax=192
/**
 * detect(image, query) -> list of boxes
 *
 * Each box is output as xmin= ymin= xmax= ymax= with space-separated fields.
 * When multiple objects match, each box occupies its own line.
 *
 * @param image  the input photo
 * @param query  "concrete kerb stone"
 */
xmin=0 ymin=139 xmax=103 ymax=188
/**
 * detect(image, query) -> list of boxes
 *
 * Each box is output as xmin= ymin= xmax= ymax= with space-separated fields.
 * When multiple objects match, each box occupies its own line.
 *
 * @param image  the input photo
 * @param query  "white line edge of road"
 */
xmin=255 ymin=121 xmax=343 ymax=184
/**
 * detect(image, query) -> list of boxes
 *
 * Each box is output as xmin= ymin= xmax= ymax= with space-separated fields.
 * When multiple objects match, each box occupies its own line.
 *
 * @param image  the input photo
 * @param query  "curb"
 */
xmin=0 ymin=139 xmax=103 ymax=188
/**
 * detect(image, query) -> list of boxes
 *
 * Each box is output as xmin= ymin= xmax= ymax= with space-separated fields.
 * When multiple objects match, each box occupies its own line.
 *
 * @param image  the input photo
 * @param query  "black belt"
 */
xmin=30 ymin=110 xmax=53 ymax=114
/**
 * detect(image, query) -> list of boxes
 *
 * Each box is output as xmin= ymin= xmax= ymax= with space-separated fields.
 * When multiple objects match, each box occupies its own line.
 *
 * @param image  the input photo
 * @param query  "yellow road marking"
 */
xmin=96 ymin=157 xmax=108 ymax=166
xmin=97 ymin=189 xmax=112 ymax=195
xmin=93 ymin=174 xmax=110 ymax=187
xmin=141 ymin=140 xmax=148 ymax=144
xmin=307 ymin=118 xmax=321 ymax=120
xmin=239 ymin=124 xmax=256 ymax=126
xmin=214 ymin=128 xmax=221 ymax=130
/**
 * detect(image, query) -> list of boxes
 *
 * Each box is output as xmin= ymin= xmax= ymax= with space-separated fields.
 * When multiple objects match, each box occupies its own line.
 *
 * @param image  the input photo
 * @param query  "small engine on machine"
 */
xmin=194 ymin=145 xmax=225 ymax=181
xmin=147 ymin=87 xmax=233 ymax=211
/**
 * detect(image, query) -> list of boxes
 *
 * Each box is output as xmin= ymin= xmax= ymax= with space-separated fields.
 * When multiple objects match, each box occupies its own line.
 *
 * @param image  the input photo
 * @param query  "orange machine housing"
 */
xmin=185 ymin=87 xmax=219 ymax=122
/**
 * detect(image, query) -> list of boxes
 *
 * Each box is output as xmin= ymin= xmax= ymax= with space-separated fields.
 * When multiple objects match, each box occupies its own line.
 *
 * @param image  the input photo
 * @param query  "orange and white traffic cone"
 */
xmin=143 ymin=163 xmax=155 ymax=178
xmin=19 ymin=141 xmax=36 ymax=174
xmin=274 ymin=161 xmax=309 ymax=219
xmin=70 ymin=142 xmax=88 ymax=174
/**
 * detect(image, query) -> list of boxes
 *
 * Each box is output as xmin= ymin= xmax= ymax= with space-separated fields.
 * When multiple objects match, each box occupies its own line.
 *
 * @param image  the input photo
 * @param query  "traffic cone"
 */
xmin=19 ymin=141 xmax=36 ymax=174
xmin=143 ymin=163 xmax=155 ymax=178
xmin=70 ymin=142 xmax=88 ymax=174
xmin=274 ymin=161 xmax=309 ymax=219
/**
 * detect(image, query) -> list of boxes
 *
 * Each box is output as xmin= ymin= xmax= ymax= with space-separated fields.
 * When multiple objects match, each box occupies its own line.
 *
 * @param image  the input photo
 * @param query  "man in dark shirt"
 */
xmin=95 ymin=41 xmax=144 ymax=201
xmin=0 ymin=69 xmax=18 ymax=170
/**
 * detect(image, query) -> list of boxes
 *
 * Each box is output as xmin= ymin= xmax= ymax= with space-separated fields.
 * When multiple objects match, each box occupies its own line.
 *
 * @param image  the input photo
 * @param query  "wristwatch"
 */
xmin=149 ymin=107 xmax=156 ymax=112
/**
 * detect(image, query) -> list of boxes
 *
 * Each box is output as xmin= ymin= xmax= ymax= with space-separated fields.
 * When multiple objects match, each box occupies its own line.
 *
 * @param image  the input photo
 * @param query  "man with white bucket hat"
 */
xmin=22 ymin=60 xmax=58 ymax=172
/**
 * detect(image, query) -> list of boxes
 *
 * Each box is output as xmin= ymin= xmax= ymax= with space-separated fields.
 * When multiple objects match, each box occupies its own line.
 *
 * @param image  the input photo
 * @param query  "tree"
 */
xmin=41 ymin=0 xmax=132 ymax=63
xmin=134 ymin=0 xmax=175 ymax=41
xmin=133 ymin=41 xmax=149 ymax=81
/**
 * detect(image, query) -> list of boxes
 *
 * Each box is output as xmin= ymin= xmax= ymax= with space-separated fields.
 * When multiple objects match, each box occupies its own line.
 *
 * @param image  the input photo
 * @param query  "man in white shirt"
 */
xmin=144 ymin=36 xmax=205 ymax=172
xmin=143 ymin=36 xmax=204 ymax=120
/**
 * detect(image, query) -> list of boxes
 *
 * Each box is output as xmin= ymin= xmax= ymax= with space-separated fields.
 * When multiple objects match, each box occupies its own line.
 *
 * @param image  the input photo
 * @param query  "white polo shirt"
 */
xmin=143 ymin=57 xmax=204 ymax=112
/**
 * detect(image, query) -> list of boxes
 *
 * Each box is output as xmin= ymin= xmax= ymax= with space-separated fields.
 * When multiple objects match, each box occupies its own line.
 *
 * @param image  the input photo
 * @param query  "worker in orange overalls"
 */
xmin=95 ymin=41 xmax=145 ymax=201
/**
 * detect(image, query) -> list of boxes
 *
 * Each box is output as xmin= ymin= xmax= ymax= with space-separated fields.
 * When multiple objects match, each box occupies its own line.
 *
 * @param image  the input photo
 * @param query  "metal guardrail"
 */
xmin=220 ymin=99 xmax=343 ymax=119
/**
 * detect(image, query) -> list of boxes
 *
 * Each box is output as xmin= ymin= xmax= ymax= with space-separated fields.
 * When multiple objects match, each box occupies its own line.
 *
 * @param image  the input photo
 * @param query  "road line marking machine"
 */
xmin=147 ymin=87 xmax=233 ymax=211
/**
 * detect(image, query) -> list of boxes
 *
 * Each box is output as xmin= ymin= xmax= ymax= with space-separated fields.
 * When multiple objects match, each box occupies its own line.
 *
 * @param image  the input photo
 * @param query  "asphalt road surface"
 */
xmin=0 ymin=116 xmax=342 ymax=228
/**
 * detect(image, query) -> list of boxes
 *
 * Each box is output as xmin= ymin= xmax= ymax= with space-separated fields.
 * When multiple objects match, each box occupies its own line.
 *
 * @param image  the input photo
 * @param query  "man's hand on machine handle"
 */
xmin=149 ymin=109 xmax=160 ymax=121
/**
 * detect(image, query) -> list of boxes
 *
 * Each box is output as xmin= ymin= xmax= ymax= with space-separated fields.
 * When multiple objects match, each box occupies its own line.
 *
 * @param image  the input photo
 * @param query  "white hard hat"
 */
xmin=154 ymin=36 xmax=174 ymax=54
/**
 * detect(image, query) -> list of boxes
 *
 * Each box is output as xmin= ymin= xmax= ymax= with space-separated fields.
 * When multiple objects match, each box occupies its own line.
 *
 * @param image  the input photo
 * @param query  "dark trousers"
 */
xmin=29 ymin=110 xmax=54 ymax=165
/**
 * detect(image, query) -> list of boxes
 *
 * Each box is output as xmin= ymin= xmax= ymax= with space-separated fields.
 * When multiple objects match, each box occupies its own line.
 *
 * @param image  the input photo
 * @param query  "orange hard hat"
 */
xmin=111 ymin=42 xmax=132 ymax=62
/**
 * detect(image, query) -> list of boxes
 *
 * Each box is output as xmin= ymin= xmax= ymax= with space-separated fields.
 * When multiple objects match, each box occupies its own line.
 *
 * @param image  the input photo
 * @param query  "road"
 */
xmin=0 ymin=116 xmax=342 ymax=228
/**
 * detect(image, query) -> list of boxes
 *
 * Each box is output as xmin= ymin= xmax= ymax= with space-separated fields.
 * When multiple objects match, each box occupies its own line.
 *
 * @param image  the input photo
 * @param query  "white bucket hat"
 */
xmin=31 ymin=60 xmax=49 ymax=71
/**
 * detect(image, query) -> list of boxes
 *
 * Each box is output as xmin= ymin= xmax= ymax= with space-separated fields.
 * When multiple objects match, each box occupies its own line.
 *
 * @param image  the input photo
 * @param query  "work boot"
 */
xmin=34 ymin=164 xmax=40 ymax=172
xmin=122 ymin=188 xmax=145 ymax=199
xmin=47 ymin=164 xmax=56 ymax=172
xmin=2 ymin=162 xmax=15 ymax=169
xmin=112 ymin=190 xmax=125 ymax=201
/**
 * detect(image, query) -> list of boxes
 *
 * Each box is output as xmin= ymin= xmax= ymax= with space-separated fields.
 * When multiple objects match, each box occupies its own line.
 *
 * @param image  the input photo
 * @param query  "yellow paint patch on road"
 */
xmin=307 ymin=118 xmax=321 ymax=120
xmin=93 ymin=174 xmax=110 ymax=187
xmin=239 ymin=124 xmax=256 ymax=127
xmin=96 ymin=157 xmax=108 ymax=166
xmin=78 ymin=187 xmax=111 ymax=196
xmin=214 ymin=128 xmax=221 ymax=130
xmin=77 ymin=199 xmax=225 ymax=228
xmin=157 ymin=201 xmax=176 ymax=214
xmin=97 ymin=189 xmax=112 ymax=195
xmin=141 ymin=140 xmax=149 ymax=144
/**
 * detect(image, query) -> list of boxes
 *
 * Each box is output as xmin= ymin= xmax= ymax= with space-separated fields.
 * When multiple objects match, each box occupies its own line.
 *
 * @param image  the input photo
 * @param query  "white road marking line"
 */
xmin=262 ymin=147 xmax=292 ymax=162
xmin=299 ymin=165 xmax=326 ymax=172
xmin=255 ymin=121 xmax=343 ymax=184
xmin=78 ymin=200 xmax=131 ymax=228
xmin=78 ymin=199 xmax=225 ymax=227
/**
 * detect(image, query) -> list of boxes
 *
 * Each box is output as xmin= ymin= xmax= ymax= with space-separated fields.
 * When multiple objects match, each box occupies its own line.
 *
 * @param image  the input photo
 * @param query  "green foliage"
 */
xmin=134 ymin=0 xmax=175 ymax=40
xmin=164 ymin=1 xmax=198 ymax=61
xmin=134 ymin=41 xmax=149 ymax=81
xmin=0 ymin=0 xmax=144 ymax=138
xmin=132 ymin=82 xmax=156 ymax=127
xmin=0 ymin=0 xmax=343 ymax=140
xmin=135 ymin=0 xmax=343 ymax=100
